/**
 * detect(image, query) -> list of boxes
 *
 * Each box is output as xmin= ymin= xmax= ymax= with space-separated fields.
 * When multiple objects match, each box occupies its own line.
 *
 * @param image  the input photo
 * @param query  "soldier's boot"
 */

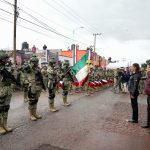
xmin=0 ymin=117 xmax=6 ymax=134
xmin=90 ymin=88 xmax=94 ymax=94
xmin=29 ymin=109 xmax=37 ymax=121
xmin=24 ymin=92 xmax=28 ymax=102
xmin=3 ymin=117 xmax=13 ymax=132
xmin=63 ymin=96 xmax=71 ymax=107
xmin=49 ymin=100 xmax=58 ymax=112
xmin=85 ymin=88 xmax=90 ymax=96
xmin=33 ymin=109 xmax=42 ymax=119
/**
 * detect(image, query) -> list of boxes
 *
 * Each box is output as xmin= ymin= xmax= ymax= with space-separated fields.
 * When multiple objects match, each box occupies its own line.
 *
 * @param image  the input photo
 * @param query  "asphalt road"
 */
xmin=0 ymin=89 xmax=150 ymax=150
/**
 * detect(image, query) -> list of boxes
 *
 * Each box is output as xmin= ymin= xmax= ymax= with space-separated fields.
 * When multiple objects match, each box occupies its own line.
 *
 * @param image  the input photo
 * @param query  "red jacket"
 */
xmin=144 ymin=74 xmax=150 ymax=96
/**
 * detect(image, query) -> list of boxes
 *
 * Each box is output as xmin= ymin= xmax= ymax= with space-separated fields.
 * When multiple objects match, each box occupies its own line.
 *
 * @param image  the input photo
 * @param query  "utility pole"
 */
xmin=13 ymin=0 xmax=17 ymax=64
xmin=93 ymin=33 xmax=101 ymax=52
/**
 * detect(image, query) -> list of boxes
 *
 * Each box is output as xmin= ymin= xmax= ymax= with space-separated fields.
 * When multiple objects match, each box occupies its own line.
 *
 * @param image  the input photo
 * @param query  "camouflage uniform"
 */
xmin=25 ymin=55 xmax=46 ymax=121
xmin=84 ymin=60 xmax=93 ymax=95
xmin=11 ymin=66 xmax=18 ymax=92
xmin=18 ymin=62 xmax=29 ymax=102
xmin=47 ymin=58 xmax=58 ymax=112
xmin=61 ymin=60 xmax=73 ymax=106
xmin=139 ymin=69 xmax=146 ymax=94
xmin=41 ymin=66 xmax=48 ymax=90
xmin=0 ymin=51 xmax=18 ymax=134
xmin=99 ymin=69 xmax=103 ymax=81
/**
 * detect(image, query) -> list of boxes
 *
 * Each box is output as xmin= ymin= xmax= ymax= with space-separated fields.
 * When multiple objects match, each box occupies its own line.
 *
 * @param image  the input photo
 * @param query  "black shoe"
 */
xmin=141 ymin=124 xmax=150 ymax=128
xmin=126 ymin=119 xmax=138 ymax=123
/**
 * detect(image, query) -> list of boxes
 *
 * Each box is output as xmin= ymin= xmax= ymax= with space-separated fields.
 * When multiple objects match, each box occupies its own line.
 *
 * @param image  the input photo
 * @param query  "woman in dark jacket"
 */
xmin=127 ymin=63 xmax=141 ymax=123
xmin=141 ymin=64 xmax=150 ymax=128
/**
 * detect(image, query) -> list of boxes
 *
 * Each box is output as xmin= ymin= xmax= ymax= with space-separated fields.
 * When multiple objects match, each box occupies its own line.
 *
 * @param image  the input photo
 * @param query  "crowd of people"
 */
xmin=0 ymin=50 xmax=150 ymax=136
xmin=113 ymin=66 xmax=146 ymax=94
xmin=113 ymin=63 xmax=150 ymax=128
xmin=0 ymin=51 xmax=114 ymax=135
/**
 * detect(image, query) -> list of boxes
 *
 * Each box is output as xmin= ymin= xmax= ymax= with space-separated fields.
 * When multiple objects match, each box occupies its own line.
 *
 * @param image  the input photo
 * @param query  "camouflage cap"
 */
xmin=0 ymin=50 xmax=9 ymax=61
xmin=63 ymin=60 xmax=69 ymax=66
xmin=49 ymin=57 xmax=56 ymax=63
xmin=30 ymin=55 xmax=39 ymax=62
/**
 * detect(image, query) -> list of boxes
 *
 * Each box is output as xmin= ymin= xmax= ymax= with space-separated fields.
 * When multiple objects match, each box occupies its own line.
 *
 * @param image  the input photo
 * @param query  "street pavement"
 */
xmin=0 ymin=88 xmax=150 ymax=150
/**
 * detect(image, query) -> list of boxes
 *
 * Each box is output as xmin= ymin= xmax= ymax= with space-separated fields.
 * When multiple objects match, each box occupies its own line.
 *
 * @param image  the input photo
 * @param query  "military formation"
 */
xmin=0 ymin=51 xmax=114 ymax=135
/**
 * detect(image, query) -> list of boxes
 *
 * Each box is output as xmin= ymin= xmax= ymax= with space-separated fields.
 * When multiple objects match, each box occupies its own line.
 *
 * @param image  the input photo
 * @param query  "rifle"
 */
xmin=35 ymin=70 xmax=46 ymax=91
xmin=57 ymin=68 xmax=74 ymax=84
xmin=1 ymin=68 xmax=19 ymax=85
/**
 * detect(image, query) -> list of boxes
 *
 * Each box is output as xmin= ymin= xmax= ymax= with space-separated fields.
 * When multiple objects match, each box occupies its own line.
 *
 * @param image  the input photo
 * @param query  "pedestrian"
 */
xmin=0 ymin=51 xmax=18 ymax=134
xmin=41 ymin=65 xmax=48 ymax=90
xmin=25 ymin=55 xmax=46 ymax=121
xmin=141 ymin=64 xmax=150 ymax=128
xmin=139 ymin=68 xmax=146 ymax=94
xmin=18 ymin=62 xmax=29 ymax=102
xmin=47 ymin=58 xmax=58 ymax=112
xmin=61 ymin=60 xmax=73 ymax=106
xmin=121 ymin=69 xmax=130 ymax=93
xmin=127 ymin=63 xmax=141 ymax=123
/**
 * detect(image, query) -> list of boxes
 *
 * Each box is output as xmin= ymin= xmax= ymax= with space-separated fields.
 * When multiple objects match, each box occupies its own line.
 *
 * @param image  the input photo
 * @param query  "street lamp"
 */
xmin=73 ymin=26 xmax=84 ymax=44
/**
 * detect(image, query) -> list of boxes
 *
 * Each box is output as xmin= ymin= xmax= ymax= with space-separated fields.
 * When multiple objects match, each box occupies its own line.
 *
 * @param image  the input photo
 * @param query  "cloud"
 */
xmin=0 ymin=0 xmax=150 ymax=63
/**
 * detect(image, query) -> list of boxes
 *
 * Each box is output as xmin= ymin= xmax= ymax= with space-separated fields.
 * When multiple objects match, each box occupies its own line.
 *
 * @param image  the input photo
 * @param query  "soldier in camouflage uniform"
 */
xmin=0 ymin=51 xmax=18 ymax=134
xmin=41 ymin=66 xmax=48 ymax=90
xmin=139 ymin=68 xmax=147 ymax=94
xmin=84 ymin=60 xmax=93 ymax=96
xmin=18 ymin=62 xmax=29 ymax=102
xmin=47 ymin=58 xmax=58 ymax=112
xmin=24 ymin=55 xmax=46 ymax=121
xmin=94 ymin=66 xmax=99 ymax=81
xmin=54 ymin=60 xmax=62 ymax=93
xmin=93 ymin=66 xmax=99 ymax=91
xmin=98 ymin=68 xmax=103 ymax=81
xmin=61 ymin=60 xmax=73 ymax=106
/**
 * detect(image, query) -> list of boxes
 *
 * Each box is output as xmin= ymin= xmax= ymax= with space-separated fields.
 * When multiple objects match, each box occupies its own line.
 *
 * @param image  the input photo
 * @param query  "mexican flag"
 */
xmin=71 ymin=50 xmax=92 ymax=87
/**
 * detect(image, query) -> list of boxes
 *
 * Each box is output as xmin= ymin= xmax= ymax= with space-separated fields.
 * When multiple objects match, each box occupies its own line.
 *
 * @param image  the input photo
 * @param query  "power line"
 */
xmin=1 ymin=0 xmax=74 ymax=33
xmin=0 ymin=7 xmax=89 ymax=46
xmin=50 ymin=0 xmax=96 ymax=34
xmin=19 ymin=8 xmax=57 ymax=32
xmin=42 ymin=0 xmax=85 ymax=27
xmin=1 ymin=0 xmax=92 ymax=45
xmin=0 ymin=15 xmax=72 ymax=46
xmin=17 ymin=1 xmax=73 ymax=33
xmin=53 ymin=0 xmax=100 ymax=33
xmin=42 ymin=0 xmax=96 ymax=42
xmin=0 ymin=7 xmax=69 ymax=38
xmin=20 ymin=8 xmax=92 ymax=44
xmin=0 ymin=0 xmax=14 ymax=6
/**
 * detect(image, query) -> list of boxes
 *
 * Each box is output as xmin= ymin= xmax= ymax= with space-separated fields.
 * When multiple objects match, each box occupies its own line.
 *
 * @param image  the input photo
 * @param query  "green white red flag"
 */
xmin=71 ymin=50 xmax=92 ymax=86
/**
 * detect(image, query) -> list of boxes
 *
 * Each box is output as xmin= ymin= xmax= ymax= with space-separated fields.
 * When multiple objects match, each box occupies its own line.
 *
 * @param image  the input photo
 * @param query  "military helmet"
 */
xmin=49 ymin=57 xmax=56 ymax=64
xmin=63 ymin=60 xmax=69 ymax=66
xmin=0 ymin=50 xmax=9 ymax=61
xmin=30 ymin=55 xmax=39 ymax=63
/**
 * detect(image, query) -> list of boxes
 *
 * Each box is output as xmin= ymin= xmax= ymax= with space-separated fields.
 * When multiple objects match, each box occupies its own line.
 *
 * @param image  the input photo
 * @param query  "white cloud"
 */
xmin=0 ymin=0 xmax=150 ymax=64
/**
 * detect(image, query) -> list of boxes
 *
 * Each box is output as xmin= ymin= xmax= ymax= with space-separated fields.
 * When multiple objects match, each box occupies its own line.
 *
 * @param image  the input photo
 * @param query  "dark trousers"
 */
xmin=130 ymin=96 xmax=138 ymax=121
xmin=147 ymin=96 xmax=150 ymax=124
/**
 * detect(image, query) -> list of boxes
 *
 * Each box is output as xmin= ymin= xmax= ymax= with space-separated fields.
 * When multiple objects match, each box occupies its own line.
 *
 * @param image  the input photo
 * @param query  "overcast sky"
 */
xmin=0 ymin=0 xmax=150 ymax=64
